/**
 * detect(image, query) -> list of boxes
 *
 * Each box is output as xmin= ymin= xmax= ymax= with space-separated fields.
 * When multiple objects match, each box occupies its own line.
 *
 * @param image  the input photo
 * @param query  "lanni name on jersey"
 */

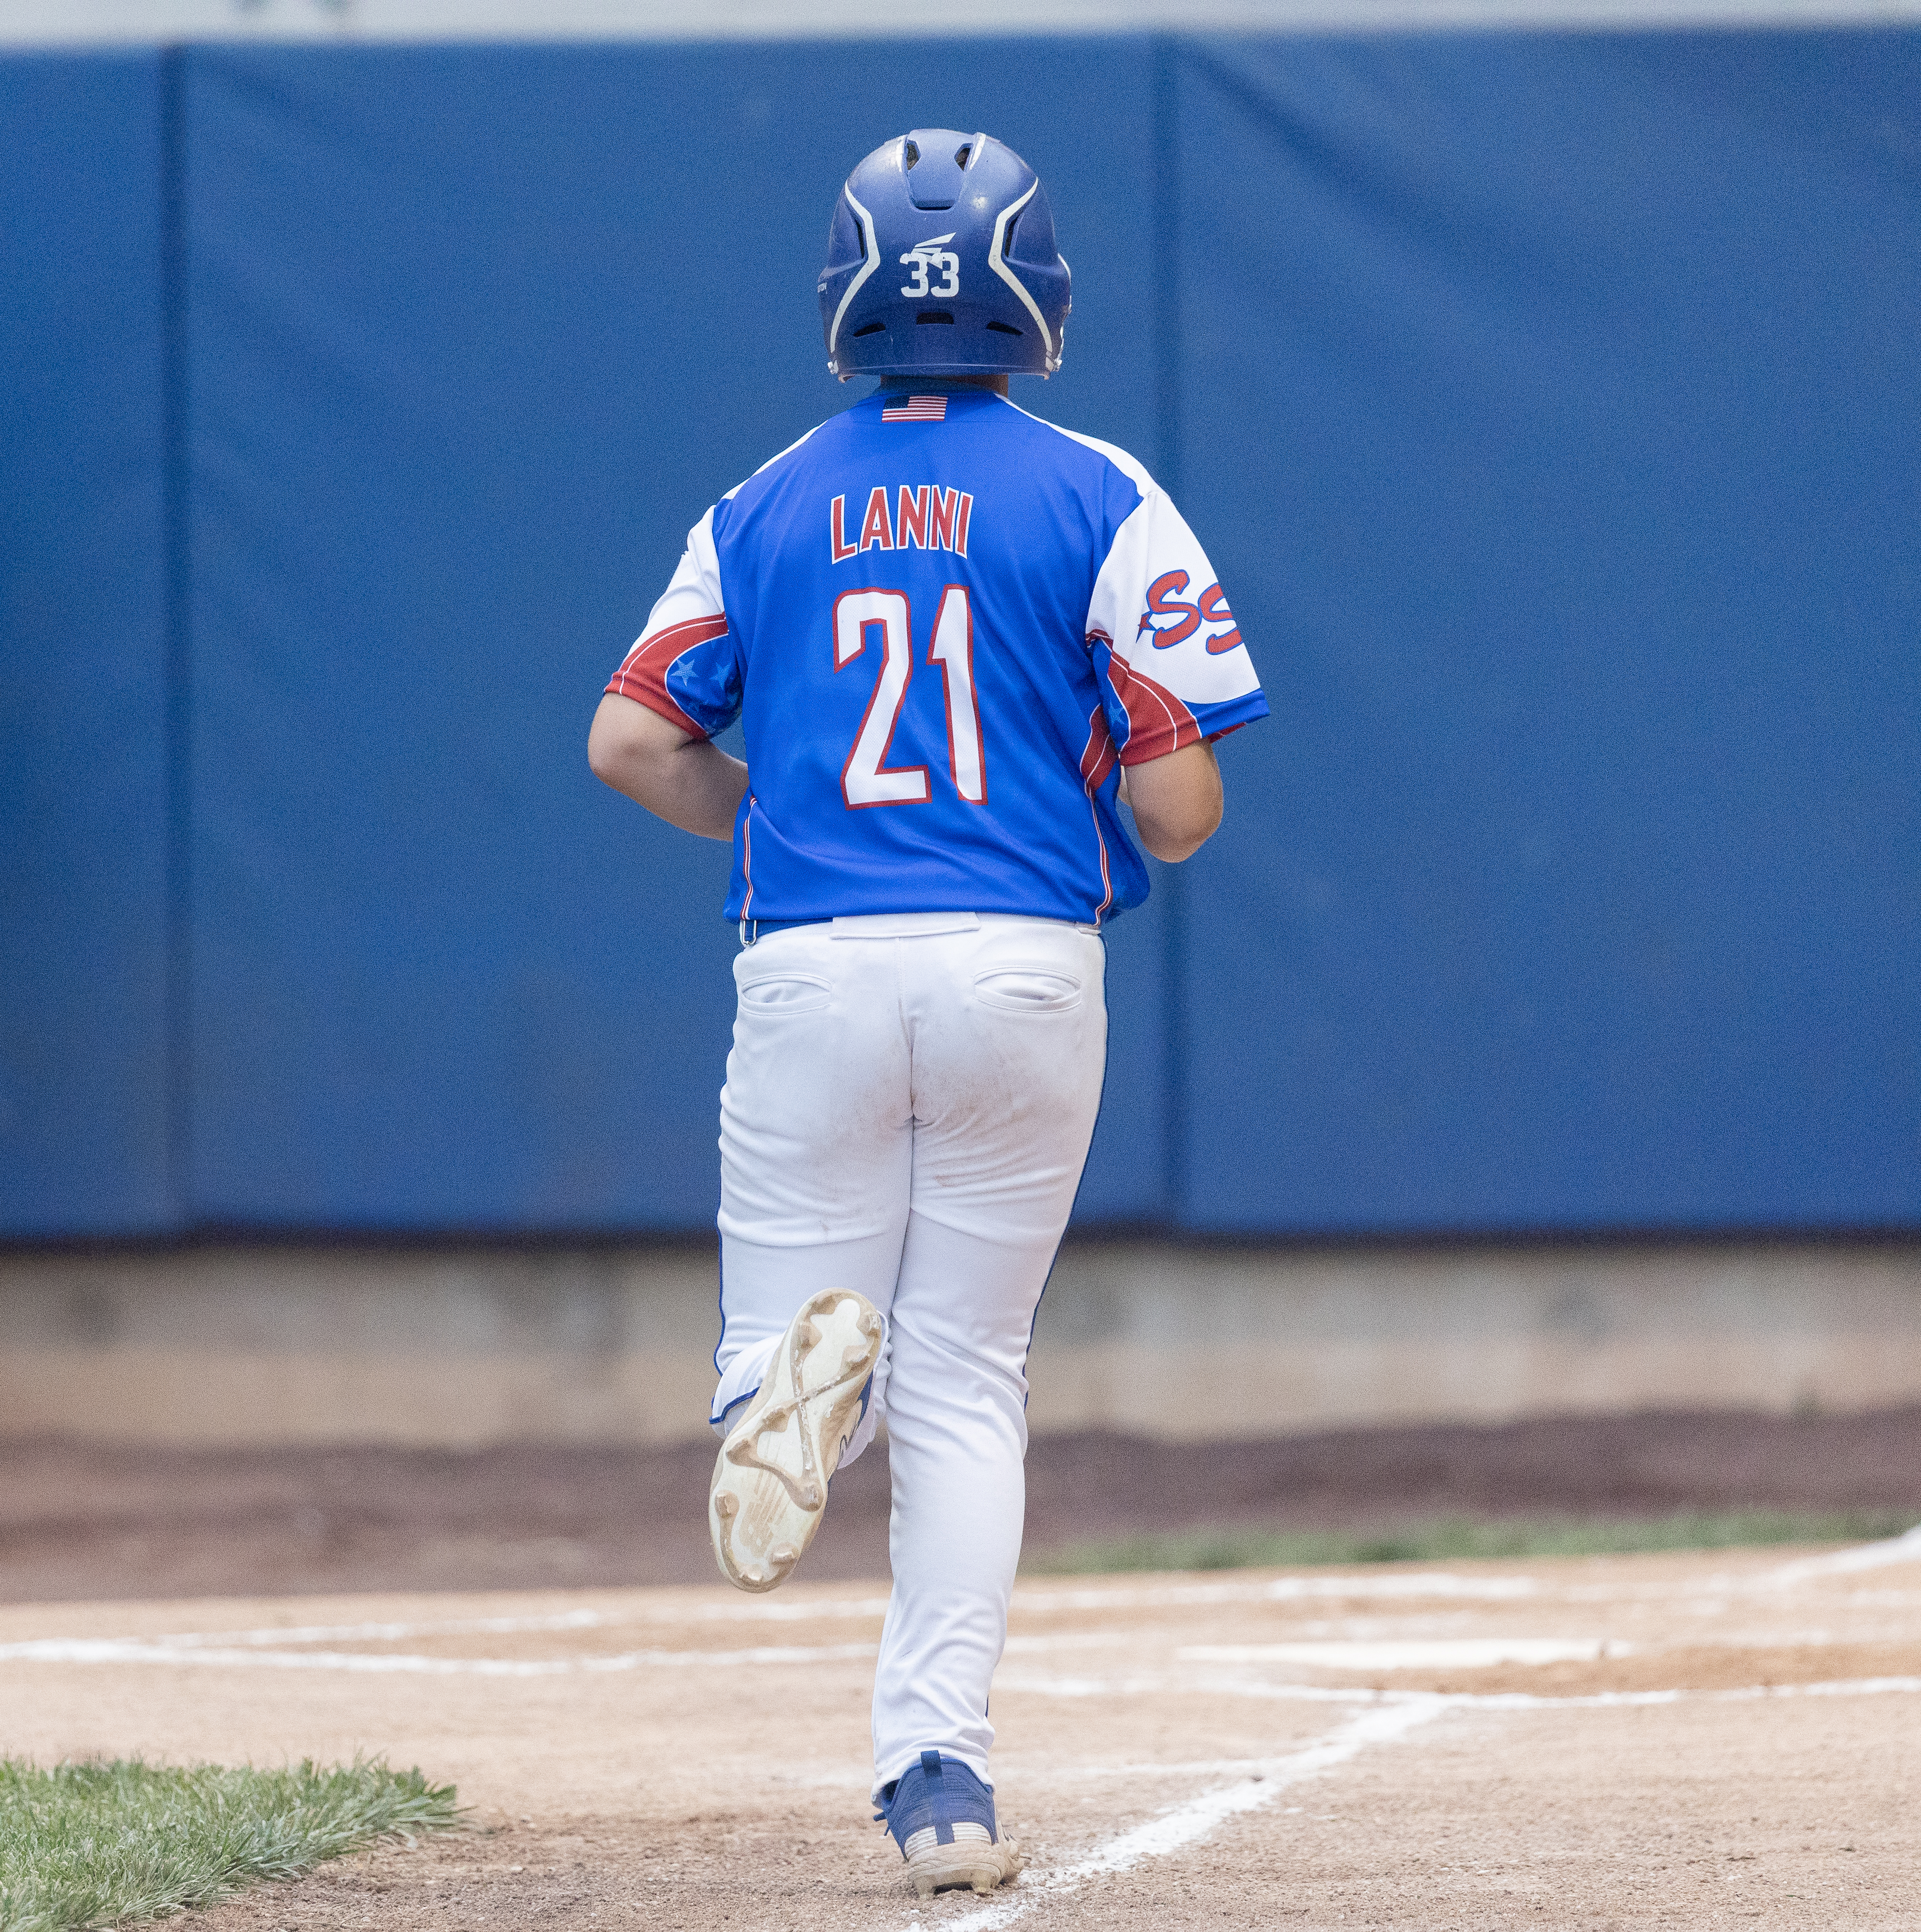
xmin=830 ymin=486 xmax=974 ymax=564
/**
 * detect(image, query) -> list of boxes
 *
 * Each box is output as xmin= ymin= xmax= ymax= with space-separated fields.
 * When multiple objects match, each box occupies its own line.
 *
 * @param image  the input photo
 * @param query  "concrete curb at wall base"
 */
xmin=1 ymin=1241 xmax=1918 ymax=1449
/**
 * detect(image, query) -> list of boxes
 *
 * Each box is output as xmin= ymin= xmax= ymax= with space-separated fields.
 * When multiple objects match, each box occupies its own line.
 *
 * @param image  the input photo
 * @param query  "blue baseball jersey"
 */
xmin=607 ymin=388 xmax=1266 ymax=923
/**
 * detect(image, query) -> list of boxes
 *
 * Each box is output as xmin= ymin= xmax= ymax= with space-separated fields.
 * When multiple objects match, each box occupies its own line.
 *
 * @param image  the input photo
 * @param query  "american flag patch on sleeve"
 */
xmin=881 ymin=394 xmax=948 ymax=423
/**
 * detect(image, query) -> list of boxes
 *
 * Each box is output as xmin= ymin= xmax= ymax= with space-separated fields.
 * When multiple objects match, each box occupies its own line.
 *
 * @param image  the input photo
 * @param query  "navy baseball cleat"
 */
xmin=876 ymin=1750 xmax=1025 ymax=1897
xmin=708 ymin=1287 xmax=883 ymax=1593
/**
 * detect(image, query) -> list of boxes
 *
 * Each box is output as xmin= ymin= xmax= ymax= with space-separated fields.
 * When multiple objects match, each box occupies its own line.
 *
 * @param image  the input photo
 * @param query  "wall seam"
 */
xmin=160 ymin=44 xmax=193 ymax=1233
xmin=1153 ymin=34 xmax=1187 ymax=1233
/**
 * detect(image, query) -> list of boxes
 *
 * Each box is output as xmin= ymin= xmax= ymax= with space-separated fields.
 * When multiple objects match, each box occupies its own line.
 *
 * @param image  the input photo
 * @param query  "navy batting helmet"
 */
xmin=818 ymin=130 xmax=1071 ymax=381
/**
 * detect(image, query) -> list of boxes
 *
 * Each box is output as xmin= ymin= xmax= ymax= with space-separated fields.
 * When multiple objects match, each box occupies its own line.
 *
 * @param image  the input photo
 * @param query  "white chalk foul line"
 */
xmin=18 ymin=1525 xmax=1912 ymax=1661
xmin=152 ymin=1572 xmax=1528 ymax=1646
xmin=997 ymin=1665 xmax=1921 ymax=1713
xmin=115 ymin=1595 xmax=898 ymax=1651
xmin=153 ymin=1606 xmax=626 ymax=1648
xmin=0 ymin=1637 xmax=878 ymax=1674
xmin=1181 ymin=1636 xmax=1621 ymax=1669
xmin=1010 ymin=1572 xmax=1537 ymax=1613
xmin=192 ymin=1569 xmax=1530 ymax=1637
xmin=1761 ymin=1523 xmax=1921 ymax=1585
xmin=904 ymin=1655 xmax=1921 ymax=1932
xmin=905 ymin=1702 xmax=1443 ymax=1932
xmin=0 ymin=1630 xmax=1126 ymax=1675
xmin=4 ymin=1527 xmax=1913 ymax=1676
xmin=909 ymin=1668 xmax=1921 ymax=1930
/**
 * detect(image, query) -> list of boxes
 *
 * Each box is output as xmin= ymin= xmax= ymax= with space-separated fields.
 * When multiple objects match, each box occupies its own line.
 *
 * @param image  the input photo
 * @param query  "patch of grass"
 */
xmin=0 ymin=1757 xmax=459 ymax=1932
xmin=1023 ymin=1508 xmax=1921 ymax=1576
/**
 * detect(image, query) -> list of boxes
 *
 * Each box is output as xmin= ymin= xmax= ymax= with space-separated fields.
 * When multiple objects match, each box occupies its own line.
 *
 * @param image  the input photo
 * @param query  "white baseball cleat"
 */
xmin=709 ymin=1286 xmax=884 ymax=1593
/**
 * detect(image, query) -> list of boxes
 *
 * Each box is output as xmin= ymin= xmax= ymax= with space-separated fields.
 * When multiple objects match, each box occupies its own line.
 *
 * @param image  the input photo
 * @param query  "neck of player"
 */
xmin=894 ymin=373 xmax=1010 ymax=398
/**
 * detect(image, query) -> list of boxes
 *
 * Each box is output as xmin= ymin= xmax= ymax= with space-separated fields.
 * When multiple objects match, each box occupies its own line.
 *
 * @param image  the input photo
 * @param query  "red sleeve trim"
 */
xmin=605 ymin=614 xmax=730 ymax=739
xmin=1079 ymin=705 xmax=1118 ymax=796
xmin=1107 ymin=654 xmax=1203 ymax=766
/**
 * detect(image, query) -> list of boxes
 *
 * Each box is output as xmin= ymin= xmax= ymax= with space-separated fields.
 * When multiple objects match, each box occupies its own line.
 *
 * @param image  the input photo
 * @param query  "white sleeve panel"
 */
xmin=1085 ymin=487 xmax=1260 ymax=707
xmin=636 ymin=504 xmax=726 ymax=640
xmin=607 ymin=504 xmax=738 ymax=737
xmin=627 ymin=419 xmax=821 ymax=658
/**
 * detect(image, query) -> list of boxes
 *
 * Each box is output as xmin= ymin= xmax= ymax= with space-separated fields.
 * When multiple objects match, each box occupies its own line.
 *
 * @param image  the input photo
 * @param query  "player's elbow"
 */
xmin=1133 ymin=796 xmax=1222 ymax=863
xmin=586 ymin=724 xmax=620 ymax=789
xmin=588 ymin=693 xmax=662 ymax=792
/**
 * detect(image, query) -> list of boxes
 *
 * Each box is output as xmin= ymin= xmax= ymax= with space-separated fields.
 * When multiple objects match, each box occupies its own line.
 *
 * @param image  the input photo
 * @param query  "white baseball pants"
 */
xmin=711 ymin=911 xmax=1108 ymax=1794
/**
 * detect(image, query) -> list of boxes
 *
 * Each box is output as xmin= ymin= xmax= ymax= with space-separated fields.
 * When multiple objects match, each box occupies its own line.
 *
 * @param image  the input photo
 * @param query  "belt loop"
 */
xmin=739 ymin=918 xmax=754 ymax=950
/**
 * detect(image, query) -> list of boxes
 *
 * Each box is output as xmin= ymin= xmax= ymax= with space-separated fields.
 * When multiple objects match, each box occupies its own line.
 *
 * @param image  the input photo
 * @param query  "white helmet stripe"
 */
xmin=987 ymin=179 xmax=1054 ymax=358
xmin=827 ymin=185 xmax=882 ymax=359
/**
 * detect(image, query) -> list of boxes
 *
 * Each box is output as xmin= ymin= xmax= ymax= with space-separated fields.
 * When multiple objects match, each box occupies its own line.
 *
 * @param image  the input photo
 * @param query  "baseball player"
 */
xmin=588 ymin=129 xmax=1266 ymax=1898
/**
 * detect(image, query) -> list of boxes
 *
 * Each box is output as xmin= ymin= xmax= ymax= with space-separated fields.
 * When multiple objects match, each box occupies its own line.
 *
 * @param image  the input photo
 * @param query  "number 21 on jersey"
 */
xmin=833 ymin=587 xmax=985 ymax=809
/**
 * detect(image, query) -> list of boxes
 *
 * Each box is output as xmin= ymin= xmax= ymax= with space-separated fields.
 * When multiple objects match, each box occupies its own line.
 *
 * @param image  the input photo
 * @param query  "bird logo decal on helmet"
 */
xmin=818 ymin=129 xmax=1071 ymax=380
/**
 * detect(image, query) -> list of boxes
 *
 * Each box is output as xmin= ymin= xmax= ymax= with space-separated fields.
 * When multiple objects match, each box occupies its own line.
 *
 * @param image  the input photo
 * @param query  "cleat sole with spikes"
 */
xmin=709 ymin=1287 xmax=883 ymax=1594
xmin=906 ymin=1833 xmax=1025 ymax=1899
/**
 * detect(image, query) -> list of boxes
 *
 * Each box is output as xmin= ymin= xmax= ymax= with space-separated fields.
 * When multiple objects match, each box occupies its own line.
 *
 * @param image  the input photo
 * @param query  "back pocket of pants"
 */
xmin=739 ymin=973 xmax=833 ymax=1016
xmin=973 ymin=967 xmax=1081 ymax=1014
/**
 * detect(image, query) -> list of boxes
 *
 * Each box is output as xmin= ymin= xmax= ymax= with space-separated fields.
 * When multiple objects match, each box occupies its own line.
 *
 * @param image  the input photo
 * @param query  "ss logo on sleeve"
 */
xmin=900 ymin=235 xmax=961 ymax=300
xmin=1139 ymin=570 xmax=1242 ymax=654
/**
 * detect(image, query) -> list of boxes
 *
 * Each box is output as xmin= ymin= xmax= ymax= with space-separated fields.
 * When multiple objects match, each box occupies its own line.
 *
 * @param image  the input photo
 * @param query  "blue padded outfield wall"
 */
xmin=3 ymin=30 xmax=1917 ymax=1238
xmin=1172 ymin=37 xmax=1921 ymax=1232
xmin=1 ymin=52 xmax=177 ymax=1237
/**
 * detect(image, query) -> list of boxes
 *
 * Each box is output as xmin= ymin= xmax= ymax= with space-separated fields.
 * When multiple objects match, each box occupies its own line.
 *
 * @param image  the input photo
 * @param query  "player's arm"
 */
xmin=1083 ymin=465 xmax=1264 ymax=867
xmin=1118 ymin=740 xmax=1224 ymax=863
xmin=588 ymin=691 xmax=748 ymax=841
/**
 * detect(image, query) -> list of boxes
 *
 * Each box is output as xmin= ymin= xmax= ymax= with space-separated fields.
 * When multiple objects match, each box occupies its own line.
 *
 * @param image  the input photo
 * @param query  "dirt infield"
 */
xmin=5 ymin=1534 xmax=1919 ymax=1929
xmin=6 ymin=1406 xmax=1921 ymax=1602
